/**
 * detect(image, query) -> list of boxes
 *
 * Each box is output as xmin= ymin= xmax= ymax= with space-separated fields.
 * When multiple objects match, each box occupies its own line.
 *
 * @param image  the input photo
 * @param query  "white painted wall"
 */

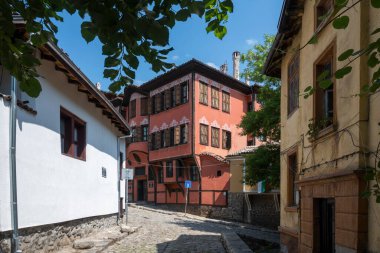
xmin=0 ymin=59 xmax=126 ymax=231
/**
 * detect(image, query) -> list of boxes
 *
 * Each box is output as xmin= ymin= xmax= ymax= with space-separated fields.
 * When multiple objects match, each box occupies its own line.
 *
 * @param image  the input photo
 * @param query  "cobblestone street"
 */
xmin=105 ymin=205 xmax=279 ymax=253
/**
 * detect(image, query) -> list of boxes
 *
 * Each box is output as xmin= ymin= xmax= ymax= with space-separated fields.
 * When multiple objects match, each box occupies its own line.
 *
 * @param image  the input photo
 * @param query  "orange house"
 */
xmin=123 ymin=59 xmax=259 ymax=207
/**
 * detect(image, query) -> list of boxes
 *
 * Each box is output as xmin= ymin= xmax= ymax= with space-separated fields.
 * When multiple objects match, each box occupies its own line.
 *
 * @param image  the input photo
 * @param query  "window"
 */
xmin=160 ymin=130 xmax=166 ymax=148
xmin=288 ymin=52 xmax=300 ymax=115
xmin=211 ymin=87 xmax=219 ymax=109
xmin=222 ymin=91 xmax=230 ymax=113
xmin=248 ymin=102 xmax=253 ymax=112
xmin=181 ymin=82 xmax=188 ymax=103
xmin=164 ymin=89 xmax=170 ymax=110
xmin=211 ymin=127 xmax=220 ymax=148
xmin=131 ymin=127 xmax=136 ymax=142
xmin=155 ymin=131 xmax=161 ymax=150
xmin=190 ymin=166 xmax=198 ymax=181
xmin=315 ymin=45 xmax=334 ymax=128
xmin=151 ymin=133 xmax=156 ymax=150
xmin=142 ymin=125 xmax=149 ymax=141
xmin=199 ymin=81 xmax=208 ymax=105
xmin=180 ymin=124 xmax=188 ymax=144
xmin=160 ymin=93 xmax=165 ymax=111
xmin=148 ymin=166 xmax=155 ymax=180
xmin=155 ymin=94 xmax=161 ymax=113
xmin=135 ymin=167 xmax=145 ymax=176
xmin=200 ymin=124 xmax=208 ymax=145
xmin=158 ymin=168 xmax=163 ymax=183
xmin=130 ymin=99 xmax=136 ymax=118
xmin=60 ymin=108 xmax=86 ymax=160
xmin=140 ymin=97 xmax=148 ymax=116
xmin=222 ymin=130 xmax=231 ymax=149
xmin=151 ymin=96 xmax=156 ymax=114
xmin=176 ymin=160 xmax=184 ymax=177
xmin=170 ymin=127 xmax=175 ymax=146
xmin=316 ymin=0 xmax=333 ymax=30
xmin=170 ymin=87 xmax=176 ymax=107
xmin=166 ymin=161 xmax=173 ymax=178
xmin=288 ymin=153 xmax=298 ymax=207
xmin=217 ymin=170 xmax=222 ymax=177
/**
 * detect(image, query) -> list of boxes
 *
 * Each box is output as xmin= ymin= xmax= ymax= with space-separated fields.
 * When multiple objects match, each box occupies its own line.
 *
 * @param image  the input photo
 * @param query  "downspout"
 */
xmin=117 ymin=134 xmax=132 ymax=225
xmin=9 ymin=76 xmax=21 ymax=253
xmin=243 ymin=157 xmax=246 ymax=192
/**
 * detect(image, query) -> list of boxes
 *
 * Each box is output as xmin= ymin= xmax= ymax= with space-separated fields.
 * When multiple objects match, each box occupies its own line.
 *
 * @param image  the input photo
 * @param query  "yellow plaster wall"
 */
xmin=366 ymin=3 xmax=380 ymax=252
xmin=279 ymin=0 xmax=379 ymax=235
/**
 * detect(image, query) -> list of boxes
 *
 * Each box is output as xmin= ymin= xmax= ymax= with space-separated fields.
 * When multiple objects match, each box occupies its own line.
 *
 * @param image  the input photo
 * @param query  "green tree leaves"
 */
xmin=332 ymin=15 xmax=349 ymax=29
xmin=244 ymin=143 xmax=280 ymax=188
xmin=239 ymin=36 xmax=281 ymax=187
xmin=0 ymin=0 xmax=234 ymax=97
xmin=338 ymin=49 xmax=354 ymax=61
xmin=372 ymin=0 xmax=380 ymax=8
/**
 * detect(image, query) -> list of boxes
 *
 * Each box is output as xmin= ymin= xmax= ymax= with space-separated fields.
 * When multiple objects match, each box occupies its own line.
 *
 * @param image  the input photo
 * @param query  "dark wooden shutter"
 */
xmin=175 ymin=85 xmax=181 ymax=105
xmin=175 ymin=126 xmax=180 ymax=145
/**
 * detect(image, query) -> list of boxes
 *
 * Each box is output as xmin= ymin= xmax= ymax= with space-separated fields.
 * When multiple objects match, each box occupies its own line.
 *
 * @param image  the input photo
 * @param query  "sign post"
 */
xmin=122 ymin=168 xmax=134 ymax=224
xmin=184 ymin=180 xmax=192 ymax=215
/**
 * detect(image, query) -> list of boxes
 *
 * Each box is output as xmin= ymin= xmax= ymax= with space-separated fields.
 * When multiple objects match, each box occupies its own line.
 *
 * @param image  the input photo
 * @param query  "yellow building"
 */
xmin=264 ymin=0 xmax=380 ymax=252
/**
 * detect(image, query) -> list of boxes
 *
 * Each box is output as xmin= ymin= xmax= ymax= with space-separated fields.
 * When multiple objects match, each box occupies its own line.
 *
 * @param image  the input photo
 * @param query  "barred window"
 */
xmin=200 ymin=124 xmax=208 ymax=145
xmin=222 ymin=130 xmax=231 ymax=149
xmin=222 ymin=91 xmax=230 ymax=112
xmin=288 ymin=52 xmax=299 ymax=115
xmin=211 ymin=127 xmax=220 ymax=148
xmin=211 ymin=87 xmax=219 ymax=109
xmin=199 ymin=82 xmax=208 ymax=105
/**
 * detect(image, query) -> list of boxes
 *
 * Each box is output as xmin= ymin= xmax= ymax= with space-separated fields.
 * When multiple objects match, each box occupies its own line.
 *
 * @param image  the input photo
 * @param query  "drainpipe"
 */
xmin=242 ymin=157 xmax=246 ymax=193
xmin=9 ymin=76 xmax=21 ymax=253
xmin=117 ymin=134 xmax=132 ymax=225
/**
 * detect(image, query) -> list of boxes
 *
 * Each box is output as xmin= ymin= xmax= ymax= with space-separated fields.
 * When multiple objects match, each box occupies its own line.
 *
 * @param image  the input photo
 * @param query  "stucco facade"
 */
xmin=122 ymin=60 xmax=257 ymax=208
xmin=264 ymin=0 xmax=380 ymax=252
xmin=0 ymin=42 xmax=128 ymax=251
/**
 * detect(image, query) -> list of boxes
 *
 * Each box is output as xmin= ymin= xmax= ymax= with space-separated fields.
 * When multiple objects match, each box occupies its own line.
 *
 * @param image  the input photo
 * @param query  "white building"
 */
xmin=0 ymin=40 xmax=130 ymax=252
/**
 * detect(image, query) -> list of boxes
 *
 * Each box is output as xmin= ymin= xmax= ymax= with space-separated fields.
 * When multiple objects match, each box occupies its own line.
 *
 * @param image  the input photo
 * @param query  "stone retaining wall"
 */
xmin=148 ymin=192 xmax=280 ymax=229
xmin=0 ymin=213 xmax=117 ymax=253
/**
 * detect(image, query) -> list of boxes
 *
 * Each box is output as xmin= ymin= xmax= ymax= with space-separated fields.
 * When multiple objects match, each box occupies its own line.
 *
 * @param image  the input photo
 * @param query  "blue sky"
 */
xmin=55 ymin=0 xmax=283 ymax=92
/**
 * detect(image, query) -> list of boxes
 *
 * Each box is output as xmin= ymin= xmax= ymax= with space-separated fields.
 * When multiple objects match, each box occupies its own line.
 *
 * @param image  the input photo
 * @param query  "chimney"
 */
xmin=220 ymin=63 xmax=228 ymax=74
xmin=232 ymin=51 xmax=240 ymax=80
xmin=96 ymin=82 xmax=101 ymax=90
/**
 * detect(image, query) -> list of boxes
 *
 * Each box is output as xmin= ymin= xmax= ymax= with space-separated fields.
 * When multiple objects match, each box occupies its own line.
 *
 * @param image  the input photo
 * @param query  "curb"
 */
xmin=221 ymin=232 xmax=253 ymax=253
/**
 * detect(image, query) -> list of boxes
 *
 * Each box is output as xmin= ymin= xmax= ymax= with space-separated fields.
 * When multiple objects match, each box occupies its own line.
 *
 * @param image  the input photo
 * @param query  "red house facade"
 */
xmin=123 ymin=59 xmax=259 ymax=207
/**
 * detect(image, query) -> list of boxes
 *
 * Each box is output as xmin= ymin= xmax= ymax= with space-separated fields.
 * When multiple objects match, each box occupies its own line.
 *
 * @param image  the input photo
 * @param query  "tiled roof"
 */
xmin=226 ymin=146 xmax=257 ymax=158
xmin=199 ymin=152 xmax=228 ymax=163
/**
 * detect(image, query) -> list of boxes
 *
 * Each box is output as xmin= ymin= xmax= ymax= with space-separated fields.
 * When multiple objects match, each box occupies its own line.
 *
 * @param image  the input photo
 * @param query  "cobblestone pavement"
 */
xmin=105 ymin=205 xmax=279 ymax=253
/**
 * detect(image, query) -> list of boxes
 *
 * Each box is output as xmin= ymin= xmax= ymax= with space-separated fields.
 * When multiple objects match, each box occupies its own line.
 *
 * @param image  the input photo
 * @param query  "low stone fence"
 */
xmin=0 ymin=213 xmax=117 ymax=253
xmin=143 ymin=192 xmax=280 ymax=229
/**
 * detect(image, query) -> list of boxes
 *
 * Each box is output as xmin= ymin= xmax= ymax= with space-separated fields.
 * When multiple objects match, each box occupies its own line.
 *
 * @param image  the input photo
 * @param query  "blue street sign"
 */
xmin=184 ymin=180 xmax=192 ymax=188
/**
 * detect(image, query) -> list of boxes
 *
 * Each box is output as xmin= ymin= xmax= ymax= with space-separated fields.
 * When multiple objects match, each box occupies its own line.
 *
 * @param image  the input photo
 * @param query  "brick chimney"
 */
xmin=232 ymin=51 xmax=240 ymax=80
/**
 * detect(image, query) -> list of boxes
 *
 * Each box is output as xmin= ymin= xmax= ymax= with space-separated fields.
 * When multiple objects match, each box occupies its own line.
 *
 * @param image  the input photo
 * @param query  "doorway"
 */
xmin=314 ymin=198 xmax=335 ymax=253
xmin=137 ymin=180 xmax=147 ymax=201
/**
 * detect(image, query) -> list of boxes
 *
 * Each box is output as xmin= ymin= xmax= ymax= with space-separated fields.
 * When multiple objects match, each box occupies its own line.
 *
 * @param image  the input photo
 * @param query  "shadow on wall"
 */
xmin=156 ymin=234 xmax=224 ymax=253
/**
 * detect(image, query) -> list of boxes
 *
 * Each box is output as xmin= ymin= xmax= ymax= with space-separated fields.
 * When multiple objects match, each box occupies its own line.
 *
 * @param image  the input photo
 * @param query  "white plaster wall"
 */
xmin=0 ymin=59 xmax=126 ymax=231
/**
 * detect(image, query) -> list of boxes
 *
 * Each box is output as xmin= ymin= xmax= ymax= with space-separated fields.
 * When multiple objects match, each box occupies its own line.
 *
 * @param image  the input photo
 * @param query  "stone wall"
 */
xmin=0 ymin=213 xmax=117 ymax=253
xmin=244 ymin=194 xmax=280 ymax=230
